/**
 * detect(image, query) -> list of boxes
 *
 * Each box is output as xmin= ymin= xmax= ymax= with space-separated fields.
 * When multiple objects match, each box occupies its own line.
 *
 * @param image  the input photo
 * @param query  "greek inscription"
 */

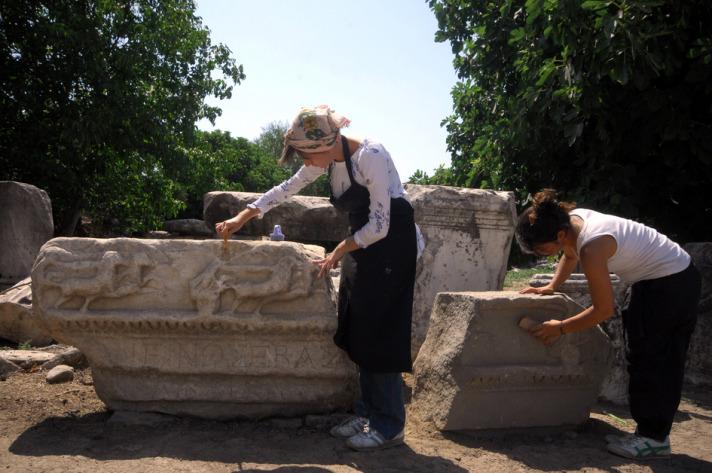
xmin=294 ymin=347 xmax=314 ymax=369
xmin=417 ymin=207 xmax=476 ymax=233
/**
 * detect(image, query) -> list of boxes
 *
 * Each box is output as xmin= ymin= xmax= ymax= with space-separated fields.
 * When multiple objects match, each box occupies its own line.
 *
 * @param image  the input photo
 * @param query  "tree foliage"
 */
xmin=408 ymin=165 xmax=456 ymax=185
xmin=0 ymin=0 xmax=245 ymax=234
xmin=173 ymin=130 xmax=290 ymax=220
xmin=429 ymin=0 xmax=712 ymax=241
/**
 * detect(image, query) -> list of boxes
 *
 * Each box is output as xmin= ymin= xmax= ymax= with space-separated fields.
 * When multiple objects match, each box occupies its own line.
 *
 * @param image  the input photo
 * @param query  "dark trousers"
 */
xmin=622 ymin=263 xmax=701 ymax=441
xmin=354 ymin=369 xmax=405 ymax=439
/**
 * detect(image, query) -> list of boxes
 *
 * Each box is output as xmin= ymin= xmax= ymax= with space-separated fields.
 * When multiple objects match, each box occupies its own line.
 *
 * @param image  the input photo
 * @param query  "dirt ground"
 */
xmin=1 ymin=369 xmax=711 ymax=473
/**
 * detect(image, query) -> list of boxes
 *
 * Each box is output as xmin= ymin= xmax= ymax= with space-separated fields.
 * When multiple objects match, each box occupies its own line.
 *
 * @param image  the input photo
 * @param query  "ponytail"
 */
xmin=516 ymin=189 xmax=576 ymax=254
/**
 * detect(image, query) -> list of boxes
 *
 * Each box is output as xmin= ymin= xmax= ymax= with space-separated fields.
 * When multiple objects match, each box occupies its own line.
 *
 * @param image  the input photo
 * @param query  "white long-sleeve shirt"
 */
xmin=248 ymin=138 xmax=424 ymax=255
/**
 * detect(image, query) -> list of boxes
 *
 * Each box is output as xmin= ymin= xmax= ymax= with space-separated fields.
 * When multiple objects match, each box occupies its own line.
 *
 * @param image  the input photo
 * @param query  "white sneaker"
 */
xmin=329 ymin=416 xmax=368 ymax=439
xmin=345 ymin=428 xmax=404 ymax=451
xmin=606 ymin=434 xmax=671 ymax=460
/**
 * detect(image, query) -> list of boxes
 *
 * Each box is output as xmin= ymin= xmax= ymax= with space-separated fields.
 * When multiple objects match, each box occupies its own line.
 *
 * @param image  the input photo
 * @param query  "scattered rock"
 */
xmin=145 ymin=230 xmax=171 ymax=239
xmin=0 ymin=277 xmax=53 ymax=346
xmin=46 ymin=364 xmax=74 ymax=384
xmin=43 ymin=347 xmax=88 ymax=370
xmin=163 ymin=219 xmax=214 ymax=237
xmin=0 ymin=350 xmax=55 ymax=370
xmin=0 ymin=357 xmax=21 ymax=379
xmin=107 ymin=410 xmax=177 ymax=426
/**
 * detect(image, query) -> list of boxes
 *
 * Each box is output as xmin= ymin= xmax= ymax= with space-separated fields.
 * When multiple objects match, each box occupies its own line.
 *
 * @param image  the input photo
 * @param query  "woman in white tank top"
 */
xmin=515 ymin=189 xmax=701 ymax=461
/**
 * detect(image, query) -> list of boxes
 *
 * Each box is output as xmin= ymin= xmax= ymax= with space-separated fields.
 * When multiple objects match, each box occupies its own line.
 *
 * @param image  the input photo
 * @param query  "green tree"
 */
xmin=0 ymin=0 xmax=244 ymax=234
xmin=408 ymin=164 xmax=456 ymax=185
xmin=172 ymin=130 xmax=290 ymax=219
xmin=429 ymin=0 xmax=712 ymax=241
xmin=254 ymin=121 xmax=331 ymax=197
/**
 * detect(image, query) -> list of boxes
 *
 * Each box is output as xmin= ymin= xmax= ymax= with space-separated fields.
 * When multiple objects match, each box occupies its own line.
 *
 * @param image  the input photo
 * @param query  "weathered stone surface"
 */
xmin=43 ymin=347 xmax=88 ymax=370
xmin=529 ymin=273 xmax=630 ymax=404
xmin=413 ymin=292 xmax=613 ymax=431
xmin=684 ymin=242 xmax=712 ymax=386
xmin=405 ymin=185 xmax=516 ymax=357
xmin=0 ymin=182 xmax=54 ymax=287
xmin=32 ymin=237 xmax=357 ymax=419
xmin=0 ymin=357 xmax=21 ymax=378
xmin=163 ymin=219 xmax=214 ymax=237
xmin=0 ymin=277 xmax=53 ymax=346
xmin=46 ymin=364 xmax=74 ymax=384
xmin=0 ymin=350 xmax=55 ymax=370
xmin=204 ymin=191 xmax=350 ymax=243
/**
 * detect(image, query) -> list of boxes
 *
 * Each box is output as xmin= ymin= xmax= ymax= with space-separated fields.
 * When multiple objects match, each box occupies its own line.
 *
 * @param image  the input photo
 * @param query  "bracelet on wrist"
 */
xmin=559 ymin=320 xmax=565 ymax=335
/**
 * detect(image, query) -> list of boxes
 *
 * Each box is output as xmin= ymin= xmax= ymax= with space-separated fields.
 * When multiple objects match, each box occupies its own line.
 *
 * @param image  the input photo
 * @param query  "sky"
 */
xmin=194 ymin=0 xmax=459 ymax=181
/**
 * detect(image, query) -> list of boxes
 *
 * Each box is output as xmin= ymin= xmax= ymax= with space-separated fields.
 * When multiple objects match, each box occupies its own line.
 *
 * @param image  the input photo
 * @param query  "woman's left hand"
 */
xmin=528 ymin=319 xmax=563 ymax=346
xmin=312 ymin=237 xmax=359 ymax=279
xmin=313 ymin=247 xmax=346 ymax=279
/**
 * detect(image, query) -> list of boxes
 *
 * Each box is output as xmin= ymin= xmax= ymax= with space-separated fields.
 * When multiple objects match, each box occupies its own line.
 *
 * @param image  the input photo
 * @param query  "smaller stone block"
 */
xmin=0 ymin=181 xmax=54 ymax=286
xmin=0 ymin=357 xmax=20 ymax=378
xmin=43 ymin=347 xmax=88 ymax=370
xmin=413 ymin=292 xmax=613 ymax=431
xmin=0 ymin=277 xmax=53 ymax=346
xmin=203 ymin=191 xmax=349 ymax=243
xmin=46 ymin=364 xmax=74 ymax=384
xmin=163 ymin=219 xmax=214 ymax=237
xmin=684 ymin=242 xmax=712 ymax=386
xmin=0 ymin=350 xmax=55 ymax=370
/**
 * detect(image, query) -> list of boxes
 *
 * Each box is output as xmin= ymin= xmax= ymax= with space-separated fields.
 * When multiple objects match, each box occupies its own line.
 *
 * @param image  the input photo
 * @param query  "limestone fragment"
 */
xmin=46 ymin=364 xmax=74 ymax=384
xmin=413 ymin=291 xmax=613 ymax=431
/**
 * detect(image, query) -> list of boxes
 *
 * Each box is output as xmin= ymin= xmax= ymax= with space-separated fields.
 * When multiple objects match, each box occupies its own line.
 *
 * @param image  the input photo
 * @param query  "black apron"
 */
xmin=330 ymin=138 xmax=417 ymax=373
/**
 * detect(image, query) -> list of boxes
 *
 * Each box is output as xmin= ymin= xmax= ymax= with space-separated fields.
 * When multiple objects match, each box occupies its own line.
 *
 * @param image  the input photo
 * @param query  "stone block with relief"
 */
xmin=32 ymin=237 xmax=356 ymax=419
xmin=412 ymin=291 xmax=613 ymax=431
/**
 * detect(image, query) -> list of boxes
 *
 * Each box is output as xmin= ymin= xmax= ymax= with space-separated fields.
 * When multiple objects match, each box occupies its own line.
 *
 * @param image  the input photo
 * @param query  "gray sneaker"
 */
xmin=606 ymin=434 xmax=671 ymax=460
xmin=329 ymin=416 xmax=368 ymax=439
xmin=345 ymin=428 xmax=405 ymax=451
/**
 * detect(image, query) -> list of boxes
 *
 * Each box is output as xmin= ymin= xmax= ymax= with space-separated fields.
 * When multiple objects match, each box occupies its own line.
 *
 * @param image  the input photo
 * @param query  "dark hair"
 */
xmin=515 ymin=189 xmax=576 ymax=254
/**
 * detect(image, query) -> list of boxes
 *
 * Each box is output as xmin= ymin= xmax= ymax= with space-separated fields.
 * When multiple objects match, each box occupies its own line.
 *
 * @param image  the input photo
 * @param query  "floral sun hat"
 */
xmin=279 ymin=105 xmax=351 ymax=164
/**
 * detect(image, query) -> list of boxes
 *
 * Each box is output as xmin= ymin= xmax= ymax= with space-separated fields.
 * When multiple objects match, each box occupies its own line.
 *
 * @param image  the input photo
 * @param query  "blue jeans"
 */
xmin=354 ymin=369 xmax=405 ymax=439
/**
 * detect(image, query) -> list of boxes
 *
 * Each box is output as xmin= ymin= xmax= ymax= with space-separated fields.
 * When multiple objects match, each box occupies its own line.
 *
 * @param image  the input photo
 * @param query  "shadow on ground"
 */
xmin=441 ymin=414 xmax=712 ymax=473
xmin=10 ymin=412 xmax=467 ymax=473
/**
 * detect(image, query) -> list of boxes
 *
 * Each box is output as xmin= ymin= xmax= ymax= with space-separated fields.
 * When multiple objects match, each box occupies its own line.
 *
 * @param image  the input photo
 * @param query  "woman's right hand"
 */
xmin=215 ymin=207 xmax=261 ymax=241
xmin=215 ymin=219 xmax=241 ymax=241
xmin=519 ymin=284 xmax=555 ymax=295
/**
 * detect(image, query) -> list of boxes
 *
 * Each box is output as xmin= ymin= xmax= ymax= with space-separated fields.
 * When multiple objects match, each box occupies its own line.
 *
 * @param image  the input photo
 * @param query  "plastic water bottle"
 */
xmin=269 ymin=224 xmax=285 ymax=241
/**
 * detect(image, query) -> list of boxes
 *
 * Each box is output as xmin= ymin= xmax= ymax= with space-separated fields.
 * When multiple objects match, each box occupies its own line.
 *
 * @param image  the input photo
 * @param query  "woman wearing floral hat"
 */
xmin=216 ymin=105 xmax=424 ymax=451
